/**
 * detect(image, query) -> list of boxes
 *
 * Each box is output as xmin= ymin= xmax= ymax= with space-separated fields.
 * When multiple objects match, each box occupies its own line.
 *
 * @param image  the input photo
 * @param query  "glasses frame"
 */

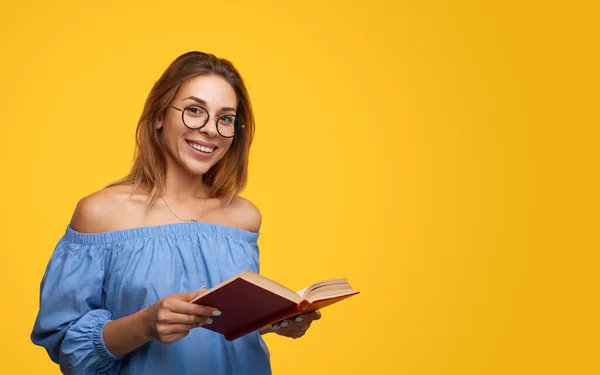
xmin=169 ymin=105 xmax=244 ymax=138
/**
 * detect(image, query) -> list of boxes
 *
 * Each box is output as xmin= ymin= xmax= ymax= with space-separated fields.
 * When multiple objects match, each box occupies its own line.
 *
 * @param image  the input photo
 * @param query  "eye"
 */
xmin=185 ymin=106 xmax=207 ymax=117
xmin=219 ymin=115 xmax=236 ymax=126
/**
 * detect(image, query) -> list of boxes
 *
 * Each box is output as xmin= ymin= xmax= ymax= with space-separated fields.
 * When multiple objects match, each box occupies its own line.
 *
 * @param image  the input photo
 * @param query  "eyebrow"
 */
xmin=183 ymin=96 xmax=236 ymax=112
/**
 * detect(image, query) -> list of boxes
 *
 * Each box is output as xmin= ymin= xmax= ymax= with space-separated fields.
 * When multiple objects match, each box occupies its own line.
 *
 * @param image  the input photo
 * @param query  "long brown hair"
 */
xmin=109 ymin=51 xmax=255 ymax=206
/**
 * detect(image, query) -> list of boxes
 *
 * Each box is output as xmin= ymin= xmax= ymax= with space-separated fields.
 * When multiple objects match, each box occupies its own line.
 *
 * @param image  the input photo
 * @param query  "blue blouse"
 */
xmin=31 ymin=222 xmax=272 ymax=375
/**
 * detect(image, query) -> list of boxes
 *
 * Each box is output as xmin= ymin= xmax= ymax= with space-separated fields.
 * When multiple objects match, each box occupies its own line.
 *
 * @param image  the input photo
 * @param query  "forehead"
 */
xmin=176 ymin=74 xmax=238 ymax=109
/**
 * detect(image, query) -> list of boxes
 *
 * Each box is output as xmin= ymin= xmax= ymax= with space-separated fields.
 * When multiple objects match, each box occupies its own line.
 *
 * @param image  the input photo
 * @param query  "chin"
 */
xmin=184 ymin=153 xmax=227 ymax=175
xmin=183 ymin=162 xmax=214 ymax=176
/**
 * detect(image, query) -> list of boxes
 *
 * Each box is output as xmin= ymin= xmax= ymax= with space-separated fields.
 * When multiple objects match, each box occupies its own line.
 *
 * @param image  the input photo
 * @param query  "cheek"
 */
xmin=163 ymin=123 xmax=186 ymax=143
xmin=218 ymin=140 xmax=234 ymax=154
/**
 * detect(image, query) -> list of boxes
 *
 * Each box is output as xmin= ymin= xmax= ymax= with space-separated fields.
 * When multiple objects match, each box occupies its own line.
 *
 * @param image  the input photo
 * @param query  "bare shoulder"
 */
xmin=221 ymin=196 xmax=262 ymax=233
xmin=70 ymin=184 xmax=145 ymax=233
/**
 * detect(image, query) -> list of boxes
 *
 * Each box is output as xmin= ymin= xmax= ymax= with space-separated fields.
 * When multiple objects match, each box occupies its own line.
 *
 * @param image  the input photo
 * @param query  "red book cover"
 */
xmin=191 ymin=278 xmax=306 ymax=341
xmin=190 ymin=271 xmax=359 ymax=341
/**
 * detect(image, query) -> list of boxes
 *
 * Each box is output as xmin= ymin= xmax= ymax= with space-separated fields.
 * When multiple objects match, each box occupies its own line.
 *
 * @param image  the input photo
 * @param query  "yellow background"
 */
xmin=1 ymin=0 xmax=598 ymax=374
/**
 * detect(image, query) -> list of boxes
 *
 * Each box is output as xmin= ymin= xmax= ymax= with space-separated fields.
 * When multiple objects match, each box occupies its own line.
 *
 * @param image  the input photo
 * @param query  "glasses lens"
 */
xmin=217 ymin=115 xmax=240 ymax=137
xmin=183 ymin=107 xmax=209 ymax=129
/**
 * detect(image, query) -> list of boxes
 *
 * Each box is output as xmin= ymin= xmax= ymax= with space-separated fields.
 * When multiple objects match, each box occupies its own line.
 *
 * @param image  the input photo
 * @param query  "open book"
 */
xmin=189 ymin=270 xmax=359 ymax=341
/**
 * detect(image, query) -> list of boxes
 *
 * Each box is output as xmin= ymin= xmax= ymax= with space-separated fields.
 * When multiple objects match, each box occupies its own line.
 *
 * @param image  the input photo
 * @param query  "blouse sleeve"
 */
xmin=31 ymin=237 xmax=123 ymax=375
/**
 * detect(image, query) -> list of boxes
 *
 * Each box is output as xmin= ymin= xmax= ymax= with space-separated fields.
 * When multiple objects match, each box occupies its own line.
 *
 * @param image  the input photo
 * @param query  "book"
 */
xmin=189 ymin=270 xmax=359 ymax=341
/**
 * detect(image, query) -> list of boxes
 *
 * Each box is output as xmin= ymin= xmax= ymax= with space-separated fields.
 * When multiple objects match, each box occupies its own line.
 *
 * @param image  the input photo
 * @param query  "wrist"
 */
xmin=136 ymin=308 xmax=154 ymax=342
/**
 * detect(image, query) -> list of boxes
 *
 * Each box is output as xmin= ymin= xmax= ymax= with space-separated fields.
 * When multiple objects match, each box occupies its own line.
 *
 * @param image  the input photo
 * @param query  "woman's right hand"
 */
xmin=142 ymin=288 xmax=221 ymax=344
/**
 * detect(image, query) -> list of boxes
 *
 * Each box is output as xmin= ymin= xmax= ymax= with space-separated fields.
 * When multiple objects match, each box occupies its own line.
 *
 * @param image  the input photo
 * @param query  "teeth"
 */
xmin=188 ymin=142 xmax=214 ymax=153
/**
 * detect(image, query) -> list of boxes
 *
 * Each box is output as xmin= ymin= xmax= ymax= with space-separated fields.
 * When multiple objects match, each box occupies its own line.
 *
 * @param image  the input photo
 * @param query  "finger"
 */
xmin=282 ymin=320 xmax=309 ymax=330
xmin=157 ymin=323 xmax=199 ymax=335
xmin=294 ymin=311 xmax=321 ymax=324
xmin=281 ymin=328 xmax=308 ymax=335
xmin=275 ymin=318 xmax=310 ymax=330
xmin=291 ymin=322 xmax=311 ymax=331
xmin=172 ymin=287 xmax=206 ymax=303
xmin=289 ymin=318 xmax=316 ymax=331
xmin=272 ymin=321 xmax=293 ymax=330
xmin=277 ymin=330 xmax=306 ymax=339
xmin=158 ymin=311 xmax=211 ymax=325
xmin=159 ymin=331 xmax=190 ymax=344
xmin=273 ymin=311 xmax=320 ymax=330
xmin=303 ymin=311 xmax=321 ymax=321
xmin=164 ymin=298 xmax=221 ymax=317
xmin=274 ymin=321 xmax=308 ymax=332
xmin=272 ymin=320 xmax=294 ymax=329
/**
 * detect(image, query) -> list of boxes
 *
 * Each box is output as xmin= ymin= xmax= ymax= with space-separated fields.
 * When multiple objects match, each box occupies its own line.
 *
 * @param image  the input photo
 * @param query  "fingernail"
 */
xmin=272 ymin=323 xmax=280 ymax=330
xmin=206 ymin=317 xmax=213 ymax=325
xmin=294 ymin=317 xmax=303 ymax=322
xmin=197 ymin=323 xmax=204 ymax=327
xmin=212 ymin=310 xmax=222 ymax=317
xmin=280 ymin=321 xmax=289 ymax=328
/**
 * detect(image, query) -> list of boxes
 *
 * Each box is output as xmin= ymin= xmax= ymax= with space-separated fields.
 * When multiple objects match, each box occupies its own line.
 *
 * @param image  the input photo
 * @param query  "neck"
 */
xmin=162 ymin=160 xmax=207 ymax=202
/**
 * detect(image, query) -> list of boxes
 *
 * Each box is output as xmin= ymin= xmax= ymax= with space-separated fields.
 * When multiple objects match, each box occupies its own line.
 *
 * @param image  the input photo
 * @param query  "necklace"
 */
xmin=160 ymin=195 xmax=207 ymax=223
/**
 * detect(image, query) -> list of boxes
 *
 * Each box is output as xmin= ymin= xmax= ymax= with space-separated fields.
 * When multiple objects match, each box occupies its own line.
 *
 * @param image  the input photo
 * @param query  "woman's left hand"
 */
xmin=264 ymin=311 xmax=321 ymax=339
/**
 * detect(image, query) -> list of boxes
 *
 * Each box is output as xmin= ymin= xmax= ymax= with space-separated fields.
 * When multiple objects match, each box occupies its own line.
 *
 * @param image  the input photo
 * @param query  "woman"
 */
xmin=31 ymin=51 xmax=320 ymax=375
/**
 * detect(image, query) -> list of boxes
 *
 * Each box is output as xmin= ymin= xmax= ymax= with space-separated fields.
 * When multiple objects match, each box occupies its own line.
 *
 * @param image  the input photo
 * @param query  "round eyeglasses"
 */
xmin=170 ymin=105 xmax=244 ymax=138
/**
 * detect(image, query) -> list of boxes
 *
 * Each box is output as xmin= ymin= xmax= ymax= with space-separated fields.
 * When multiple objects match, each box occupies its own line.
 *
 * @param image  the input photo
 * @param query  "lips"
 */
xmin=186 ymin=140 xmax=217 ymax=154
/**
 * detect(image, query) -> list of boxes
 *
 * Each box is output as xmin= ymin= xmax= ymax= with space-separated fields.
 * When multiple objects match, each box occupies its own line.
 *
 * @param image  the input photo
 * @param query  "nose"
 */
xmin=200 ymin=117 xmax=219 ymax=137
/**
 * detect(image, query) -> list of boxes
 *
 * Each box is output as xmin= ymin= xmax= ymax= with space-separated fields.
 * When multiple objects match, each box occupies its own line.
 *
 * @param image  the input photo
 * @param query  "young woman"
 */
xmin=31 ymin=51 xmax=320 ymax=375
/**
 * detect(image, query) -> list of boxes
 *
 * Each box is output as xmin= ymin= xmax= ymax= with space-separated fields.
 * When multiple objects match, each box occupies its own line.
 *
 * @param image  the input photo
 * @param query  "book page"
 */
xmin=300 ymin=279 xmax=357 ymax=303
xmin=297 ymin=286 xmax=309 ymax=298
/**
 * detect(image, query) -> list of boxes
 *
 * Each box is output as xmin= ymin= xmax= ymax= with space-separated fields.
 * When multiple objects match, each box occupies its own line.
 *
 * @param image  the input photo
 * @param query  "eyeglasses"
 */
xmin=169 ymin=105 xmax=244 ymax=138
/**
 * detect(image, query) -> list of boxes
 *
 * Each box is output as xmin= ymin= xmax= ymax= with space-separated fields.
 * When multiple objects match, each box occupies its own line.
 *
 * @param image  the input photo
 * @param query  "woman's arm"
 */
xmin=103 ymin=310 xmax=152 ymax=357
xmin=104 ymin=289 xmax=219 ymax=357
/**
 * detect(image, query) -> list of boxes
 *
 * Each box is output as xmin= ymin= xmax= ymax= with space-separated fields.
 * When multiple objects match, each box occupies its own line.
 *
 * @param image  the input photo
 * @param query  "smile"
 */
xmin=186 ymin=140 xmax=215 ymax=154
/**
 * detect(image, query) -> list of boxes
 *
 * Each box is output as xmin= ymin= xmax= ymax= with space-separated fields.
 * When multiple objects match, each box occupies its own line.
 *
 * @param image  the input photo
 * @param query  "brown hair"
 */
xmin=108 ymin=51 xmax=255 ymax=206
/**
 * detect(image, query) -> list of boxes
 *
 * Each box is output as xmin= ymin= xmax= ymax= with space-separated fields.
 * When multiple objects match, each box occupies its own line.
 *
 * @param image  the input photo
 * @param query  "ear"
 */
xmin=155 ymin=117 xmax=163 ymax=130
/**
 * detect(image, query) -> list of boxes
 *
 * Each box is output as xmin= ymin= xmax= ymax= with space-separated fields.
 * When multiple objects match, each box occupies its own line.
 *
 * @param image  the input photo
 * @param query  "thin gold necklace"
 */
xmin=160 ymin=195 xmax=207 ymax=223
